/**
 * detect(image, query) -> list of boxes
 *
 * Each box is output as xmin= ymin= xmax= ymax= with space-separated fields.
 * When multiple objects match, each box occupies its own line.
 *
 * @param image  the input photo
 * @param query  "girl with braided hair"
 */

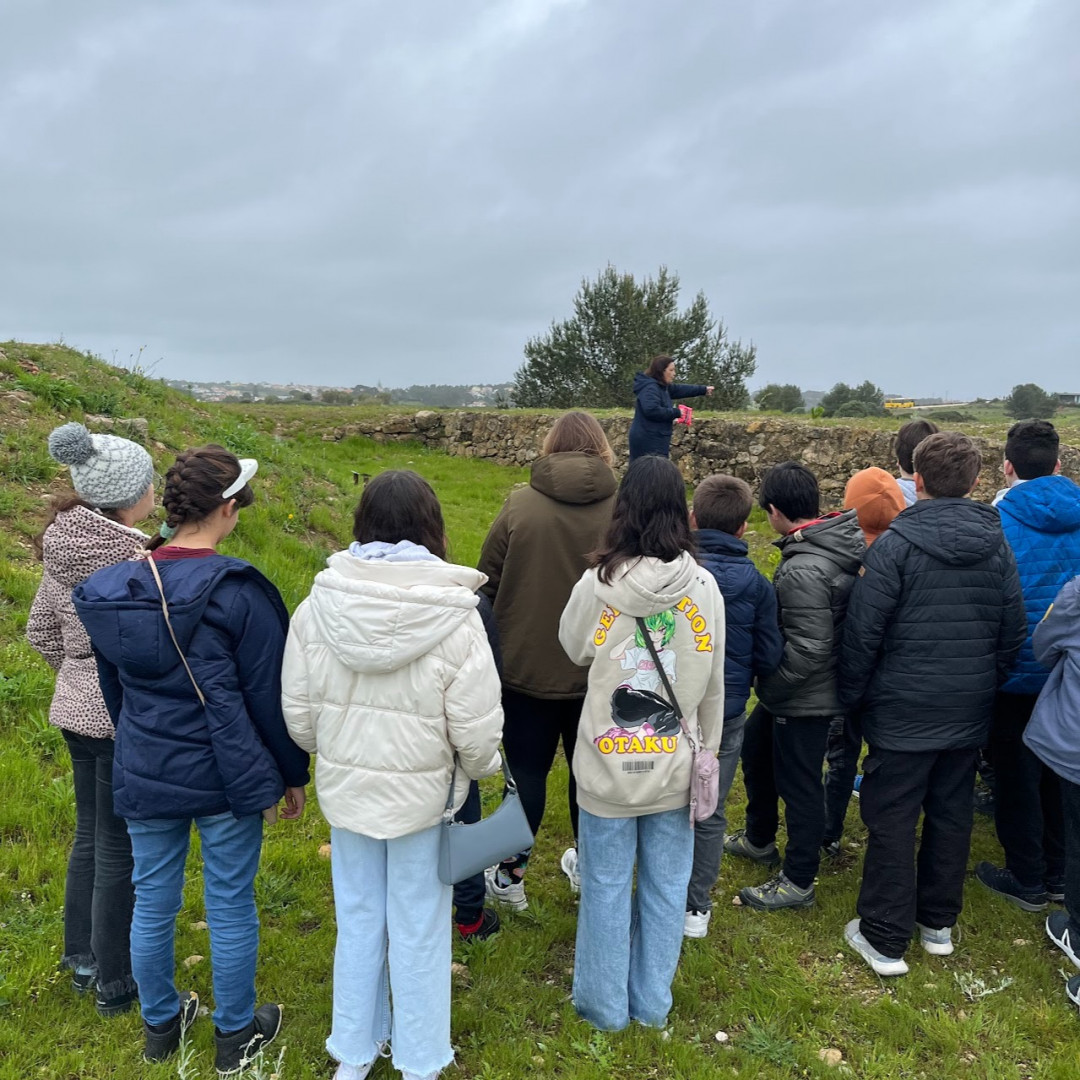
xmin=73 ymin=445 xmax=310 ymax=1074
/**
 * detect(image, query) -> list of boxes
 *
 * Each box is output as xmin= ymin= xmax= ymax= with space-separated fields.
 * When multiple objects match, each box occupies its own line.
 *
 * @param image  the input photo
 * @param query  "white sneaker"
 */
xmin=684 ymin=909 xmax=711 ymax=938
xmin=844 ymin=918 xmax=909 ymax=976
xmin=560 ymin=847 xmax=581 ymax=894
xmin=915 ymin=922 xmax=954 ymax=956
xmin=334 ymin=1063 xmax=372 ymax=1080
xmin=484 ymin=866 xmax=528 ymax=911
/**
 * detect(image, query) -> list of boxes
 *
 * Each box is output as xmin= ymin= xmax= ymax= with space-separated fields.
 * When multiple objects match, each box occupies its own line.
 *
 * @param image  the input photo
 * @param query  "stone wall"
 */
xmin=287 ymin=411 xmax=1080 ymax=507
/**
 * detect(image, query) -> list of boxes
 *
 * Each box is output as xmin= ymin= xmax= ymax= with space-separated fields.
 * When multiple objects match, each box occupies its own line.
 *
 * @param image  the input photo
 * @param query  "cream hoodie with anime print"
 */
xmin=559 ymin=552 xmax=725 ymax=819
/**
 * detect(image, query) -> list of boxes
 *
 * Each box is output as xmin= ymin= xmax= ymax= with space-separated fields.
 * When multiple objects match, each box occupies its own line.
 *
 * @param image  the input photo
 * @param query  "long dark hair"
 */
xmin=352 ymin=470 xmax=447 ymax=559
xmin=592 ymin=456 xmax=694 ymax=584
xmin=645 ymin=355 xmax=675 ymax=383
xmin=147 ymin=445 xmax=255 ymax=551
xmin=34 ymin=495 xmax=124 ymax=560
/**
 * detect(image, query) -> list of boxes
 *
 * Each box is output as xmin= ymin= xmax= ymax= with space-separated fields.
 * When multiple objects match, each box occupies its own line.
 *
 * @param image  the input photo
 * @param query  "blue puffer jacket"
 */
xmin=998 ymin=476 xmax=1080 ymax=695
xmin=695 ymin=529 xmax=784 ymax=719
xmin=628 ymin=372 xmax=707 ymax=461
xmin=73 ymin=554 xmax=310 ymax=820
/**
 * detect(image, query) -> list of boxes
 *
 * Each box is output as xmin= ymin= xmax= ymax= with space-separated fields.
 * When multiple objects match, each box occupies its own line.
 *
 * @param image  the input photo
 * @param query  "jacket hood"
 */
xmin=530 ymin=452 xmax=618 ymax=506
xmin=633 ymin=372 xmax=662 ymax=395
xmin=73 ymin=555 xmax=276 ymax=680
xmin=890 ymin=498 xmax=1005 ymax=566
xmin=42 ymin=505 xmax=147 ymax=587
xmin=304 ymin=551 xmax=486 ymax=674
xmin=775 ymin=510 xmax=865 ymax=573
xmin=592 ymin=551 xmax=699 ymax=617
xmin=844 ymin=467 xmax=906 ymax=543
xmin=694 ymin=529 xmax=749 ymax=559
xmin=998 ymin=475 xmax=1080 ymax=536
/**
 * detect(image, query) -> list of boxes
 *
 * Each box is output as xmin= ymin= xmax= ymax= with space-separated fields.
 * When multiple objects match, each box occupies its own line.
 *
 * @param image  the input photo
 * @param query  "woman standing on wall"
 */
xmin=628 ymin=355 xmax=713 ymax=462
xmin=27 ymin=423 xmax=156 ymax=1018
xmin=480 ymin=411 xmax=617 ymax=911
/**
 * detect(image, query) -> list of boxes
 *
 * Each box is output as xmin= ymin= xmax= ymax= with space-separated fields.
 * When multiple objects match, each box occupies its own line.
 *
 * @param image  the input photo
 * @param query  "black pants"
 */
xmin=824 ymin=714 xmax=862 ymax=844
xmin=988 ymin=692 xmax=1066 ymax=887
xmin=501 ymin=688 xmax=582 ymax=842
xmin=741 ymin=704 xmax=832 ymax=890
xmin=857 ymin=745 xmax=976 ymax=959
xmin=62 ymin=730 xmax=136 ymax=999
xmin=452 ymin=781 xmax=485 ymax=925
xmin=1061 ymin=777 xmax=1080 ymax=931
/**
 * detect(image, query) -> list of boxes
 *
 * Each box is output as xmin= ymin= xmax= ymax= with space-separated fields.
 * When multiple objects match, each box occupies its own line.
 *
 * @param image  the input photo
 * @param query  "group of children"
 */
xmin=26 ymin=412 xmax=1080 ymax=1078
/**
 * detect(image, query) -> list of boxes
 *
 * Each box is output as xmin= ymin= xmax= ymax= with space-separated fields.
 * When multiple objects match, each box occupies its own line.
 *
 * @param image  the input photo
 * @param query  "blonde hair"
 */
xmin=541 ymin=411 xmax=614 ymax=467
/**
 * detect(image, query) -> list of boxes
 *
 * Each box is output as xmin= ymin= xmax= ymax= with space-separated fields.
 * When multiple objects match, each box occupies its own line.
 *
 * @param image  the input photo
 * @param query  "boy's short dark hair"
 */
xmin=895 ymin=419 xmax=940 ymax=474
xmin=758 ymin=461 xmax=820 ymax=522
xmin=693 ymin=474 xmax=753 ymax=534
xmin=1004 ymin=419 xmax=1059 ymax=480
xmin=912 ymin=432 xmax=981 ymax=498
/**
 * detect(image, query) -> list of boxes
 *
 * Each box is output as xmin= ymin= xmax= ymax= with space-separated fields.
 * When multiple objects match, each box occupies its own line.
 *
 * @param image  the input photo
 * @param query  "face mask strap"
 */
xmin=222 ymin=458 xmax=258 ymax=499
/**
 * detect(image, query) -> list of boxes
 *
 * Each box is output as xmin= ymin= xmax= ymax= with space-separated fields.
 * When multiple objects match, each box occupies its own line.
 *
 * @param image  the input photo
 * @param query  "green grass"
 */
xmin=1 ymin=341 xmax=1079 ymax=1078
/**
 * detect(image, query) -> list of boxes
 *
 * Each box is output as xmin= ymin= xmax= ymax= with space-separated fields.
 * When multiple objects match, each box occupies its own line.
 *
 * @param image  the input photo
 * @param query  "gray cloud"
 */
xmin=1 ymin=0 xmax=1076 ymax=395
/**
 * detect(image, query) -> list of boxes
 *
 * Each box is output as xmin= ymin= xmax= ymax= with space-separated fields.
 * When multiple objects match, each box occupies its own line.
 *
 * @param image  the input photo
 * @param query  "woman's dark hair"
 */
xmin=645 ymin=355 xmax=675 ymax=383
xmin=147 ymin=445 xmax=255 ymax=551
xmin=592 ymin=456 xmax=694 ymax=584
xmin=352 ymin=470 xmax=447 ymax=559
xmin=758 ymin=461 xmax=820 ymax=522
xmin=34 ymin=495 xmax=124 ymax=560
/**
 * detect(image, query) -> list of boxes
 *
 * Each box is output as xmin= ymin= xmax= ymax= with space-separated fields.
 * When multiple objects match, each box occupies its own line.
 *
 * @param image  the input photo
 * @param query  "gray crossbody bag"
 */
xmin=437 ymin=751 xmax=534 ymax=886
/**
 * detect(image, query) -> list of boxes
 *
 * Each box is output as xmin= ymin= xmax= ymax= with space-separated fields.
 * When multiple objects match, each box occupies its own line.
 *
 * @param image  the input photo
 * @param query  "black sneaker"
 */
xmin=144 ymin=991 xmax=199 ymax=1063
xmin=1046 ymin=879 xmax=1066 ymax=904
xmin=738 ymin=872 xmax=816 ymax=911
xmin=974 ymin=861 xmax=1048 ymax=912
xmin=972 ymin=786 xmax=995 ymax=817
xmin=822 ymin=838 xmax=843 ymax=859
xmin=70 ymin=966 xmax=97 ymax=995
xmin=1046 ymin=910 xmax=1080 ymax=969
xmin=457 ymin=907 xmax=501 ymax=942
xmin=1068 ymin=974 xmax=1080 ymax=1010
xmin=97 ymin=986 xmax=139 ymax=1017
xmin=214 ymin=1003 xmax=283 ymax=1076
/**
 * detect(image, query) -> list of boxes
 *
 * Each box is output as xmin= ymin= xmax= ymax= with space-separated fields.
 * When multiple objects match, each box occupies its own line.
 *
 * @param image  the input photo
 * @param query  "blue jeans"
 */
xmin=573 ymin=807 xmax=695 ymax=1031
xmin=126 ymin=812 xmax=263 ymax=1032
xmin=327 ymin=824 xmax=453 ymax=1078
xmin=687 ymin=711 xmax=747 ymax=912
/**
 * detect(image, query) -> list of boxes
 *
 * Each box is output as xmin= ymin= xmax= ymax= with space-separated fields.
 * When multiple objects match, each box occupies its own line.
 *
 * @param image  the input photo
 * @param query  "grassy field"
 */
xmin=1 ymin=342 xmax=1079 ymax=1078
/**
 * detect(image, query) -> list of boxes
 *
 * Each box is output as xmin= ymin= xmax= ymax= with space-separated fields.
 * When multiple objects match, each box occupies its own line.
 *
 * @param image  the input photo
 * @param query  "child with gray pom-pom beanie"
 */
xmin=26 ymin=422 xmax=157 ymax=1017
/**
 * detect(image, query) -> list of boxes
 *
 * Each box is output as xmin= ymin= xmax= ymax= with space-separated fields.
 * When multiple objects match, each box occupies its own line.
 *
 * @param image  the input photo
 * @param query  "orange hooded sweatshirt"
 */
xmin=845 ymin=467 xmax=906 ymax=544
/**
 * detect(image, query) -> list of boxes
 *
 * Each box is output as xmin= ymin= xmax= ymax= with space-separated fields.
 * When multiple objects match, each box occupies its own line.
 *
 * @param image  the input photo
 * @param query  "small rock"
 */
xmin=450 ymin=963 xmax=470 ymax=983
xmin=318 ymin=843 xmax=332 ymax=859
xmin=183 ymin=955 xmax=204 ymax=968
xmin=732 ymin=895 xmax=744 ymax=906
xmin=818 ymin=1048 xmax=844 ymax=1067
xmin=191 ymin=920 xmax=208 ymax=931
xmin=1013 ymin=939 xmax=1030 ymax=947
xmin=714 ymin=1030 xmax=729 ymax=1043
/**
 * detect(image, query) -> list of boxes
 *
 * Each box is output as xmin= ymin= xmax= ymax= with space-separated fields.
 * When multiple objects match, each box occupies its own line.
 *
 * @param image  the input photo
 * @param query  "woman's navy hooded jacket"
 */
xmin=628 ymin=372 xmax=706 ymax=461
xmin=73 ymin=554 xmax=310 ymax=820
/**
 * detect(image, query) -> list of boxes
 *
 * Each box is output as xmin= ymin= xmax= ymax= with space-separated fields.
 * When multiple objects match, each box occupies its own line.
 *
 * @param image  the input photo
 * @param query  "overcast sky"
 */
xmin=1 ymin=0 xmax=1076 ymax=396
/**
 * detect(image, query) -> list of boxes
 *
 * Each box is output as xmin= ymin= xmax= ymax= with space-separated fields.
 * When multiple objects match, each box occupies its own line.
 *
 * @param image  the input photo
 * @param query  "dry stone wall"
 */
xmin=293 ymin=411 xmax=1080 ymax=507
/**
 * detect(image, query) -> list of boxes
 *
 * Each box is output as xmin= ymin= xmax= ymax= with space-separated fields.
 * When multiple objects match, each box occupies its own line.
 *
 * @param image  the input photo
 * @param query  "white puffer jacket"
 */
xmin=281 ymin=549 xmax=504 ymax=839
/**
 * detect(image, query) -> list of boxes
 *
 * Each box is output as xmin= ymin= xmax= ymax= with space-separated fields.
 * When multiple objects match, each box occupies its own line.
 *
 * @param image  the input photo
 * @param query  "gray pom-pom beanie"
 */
xmin=48 ymin=422 xmax=155 ymax=510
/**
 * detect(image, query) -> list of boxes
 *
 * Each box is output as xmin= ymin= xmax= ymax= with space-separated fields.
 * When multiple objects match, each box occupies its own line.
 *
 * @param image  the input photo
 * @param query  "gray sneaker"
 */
xmin=915 ymin=922 xmax=954 ymax=956
xmin=844 ymin=918 xmax=909 ymax=977
xmin=723 ymin=829 xmax=781 ymax=868
xmin=738 ymin=872 xmax=815 ymax=911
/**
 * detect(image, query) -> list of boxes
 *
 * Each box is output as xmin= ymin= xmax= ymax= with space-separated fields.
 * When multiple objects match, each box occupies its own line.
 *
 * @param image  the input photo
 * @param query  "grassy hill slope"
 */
xmin=1 ymin=343 xmax=1078 ymax=1079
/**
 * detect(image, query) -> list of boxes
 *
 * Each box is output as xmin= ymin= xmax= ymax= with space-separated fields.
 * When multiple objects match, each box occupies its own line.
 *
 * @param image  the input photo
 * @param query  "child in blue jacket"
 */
xmin=74 ymin=446 xmax=309 ymax=1074
xmin=683 ymin=474 xmax=783 ymax=937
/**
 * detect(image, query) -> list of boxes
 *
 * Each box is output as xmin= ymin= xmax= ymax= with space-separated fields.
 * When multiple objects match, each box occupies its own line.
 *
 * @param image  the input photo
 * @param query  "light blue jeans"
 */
xmin=573 ymin=806 xmax=695 ymax=1031
xmin=126 ymin=812 xmax=263 ymax=1032
xmin=327 ymin=823 xmax=453 ymax=1078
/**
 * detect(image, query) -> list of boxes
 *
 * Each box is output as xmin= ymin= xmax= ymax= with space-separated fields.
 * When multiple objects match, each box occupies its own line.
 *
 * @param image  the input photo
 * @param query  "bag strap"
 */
xmin=443 ymin=750 xmax=518 ymax=817
xmin=636 ymin=616 xmax=698 ymax=754
xmin=144 ymin=554 xmax=207 ymax=708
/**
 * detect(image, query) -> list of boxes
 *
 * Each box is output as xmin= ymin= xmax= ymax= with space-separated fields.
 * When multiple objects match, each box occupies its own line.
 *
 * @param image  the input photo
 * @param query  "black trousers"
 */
xmin=988 ymin=691 xmax=1066 ymax=887
xmin=501 ymin=688 xmax=582 ymax=842
xmin=824 ymin=714 xmax=862 ymax=844
xmin=741 ymin=704 xmax=832 ymax=890
xmin=857 ymin=745 xmax=977 ymax=959
xmin=61 ymin=730 xmax=136 ymax=998
xmin=1062 ymin=777 xmax=1080 ymax=931
xmin=452 ymin=781 xmax=485 ymax=925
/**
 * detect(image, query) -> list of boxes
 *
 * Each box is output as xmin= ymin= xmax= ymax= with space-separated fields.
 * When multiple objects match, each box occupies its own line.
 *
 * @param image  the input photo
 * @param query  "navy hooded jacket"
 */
xmin=695 ymin=529 xmax=783 ymax=719
xmin=628 ymin=372 xmax=706 ymax=461
xmin=839 ymin=498 xmax=1026 ymax=752
xmin=997 ymin=475 xmax=1080 ymax=695
xmin=73 ymin=554 xmax=310 ymax=820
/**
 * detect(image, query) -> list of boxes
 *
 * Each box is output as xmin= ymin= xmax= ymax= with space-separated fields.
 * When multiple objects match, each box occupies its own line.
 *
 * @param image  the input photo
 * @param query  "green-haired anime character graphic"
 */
xmin=610 ymin=609 xmax=678 ymax=694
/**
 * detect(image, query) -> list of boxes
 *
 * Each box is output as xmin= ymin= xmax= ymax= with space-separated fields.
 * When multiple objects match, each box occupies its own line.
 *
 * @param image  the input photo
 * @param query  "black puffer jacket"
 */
xmin=839 ymin=498 xmax=1026 ymax=751
xmin=756 ymin=511 xmax=865 ymax=717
